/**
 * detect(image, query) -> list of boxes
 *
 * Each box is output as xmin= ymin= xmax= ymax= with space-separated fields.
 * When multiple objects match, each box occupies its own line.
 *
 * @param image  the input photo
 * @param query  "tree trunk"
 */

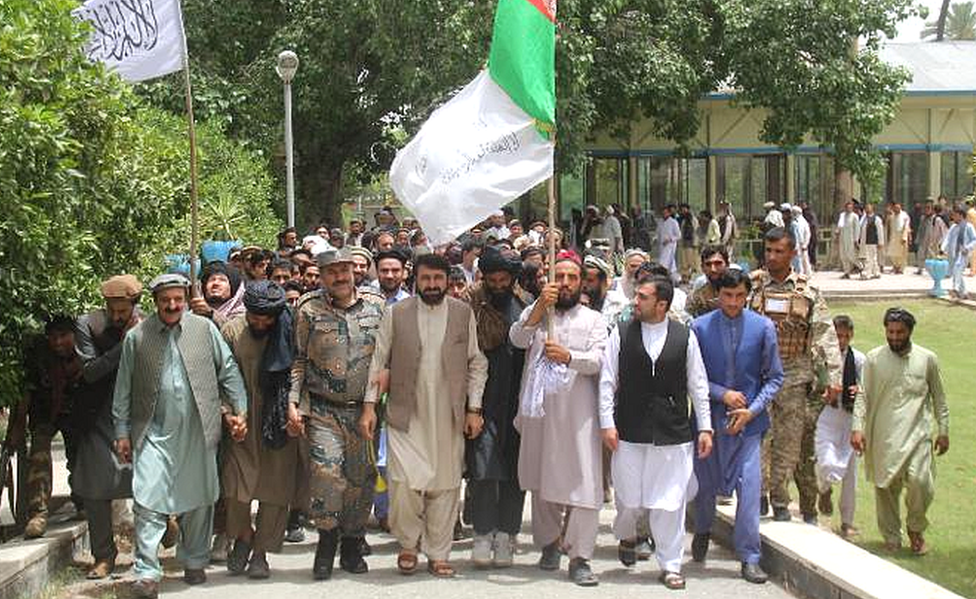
xmin=937 ymin=0 xmax=952 ymax=41
xmin=834 ymin=160 xmax=854 ymax=212
xmin=299 ymin=160 xmax=344 ymax=229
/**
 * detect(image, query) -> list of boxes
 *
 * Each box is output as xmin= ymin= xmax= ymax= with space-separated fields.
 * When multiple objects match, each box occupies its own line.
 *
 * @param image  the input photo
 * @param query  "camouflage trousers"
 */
xmin=26 ymin=419 xmax=79 ymax=518
xmin=306 ymin=401 xmax=376 ymax=536
xmin=762 ymin=383 xmax=823 ymax=511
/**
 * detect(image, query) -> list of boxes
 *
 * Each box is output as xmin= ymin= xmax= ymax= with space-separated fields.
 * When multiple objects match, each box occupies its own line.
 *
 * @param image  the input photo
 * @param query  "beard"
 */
xmin=555 ymin=287 xmax=582 ymax=310
xmin=420 ymin=287 xmax=446 ymax=305
xmin=249 ymin=326 xmax=272 ymax=339
xmin=887 ymin=338 xmax=911 ymax=354
xmin=487 ymin=286 xmax=513 ymax=309
xmin=206 ymin=293 xmax=229 ymax=307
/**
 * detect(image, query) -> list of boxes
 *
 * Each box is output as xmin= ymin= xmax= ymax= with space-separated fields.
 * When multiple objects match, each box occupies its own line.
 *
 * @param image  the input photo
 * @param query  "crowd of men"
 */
xmin=4 ymin=203 xmax=952 ymax=596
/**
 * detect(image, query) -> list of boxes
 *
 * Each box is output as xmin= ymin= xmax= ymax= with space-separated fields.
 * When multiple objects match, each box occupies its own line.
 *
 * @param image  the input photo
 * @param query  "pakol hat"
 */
xmin=100 ymin=275 xmax=142 ymax=300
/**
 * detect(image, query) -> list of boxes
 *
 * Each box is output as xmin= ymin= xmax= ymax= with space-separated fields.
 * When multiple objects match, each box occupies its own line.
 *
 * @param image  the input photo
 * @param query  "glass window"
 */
xmin=886 ymin=152 xmax=928 ymax=213
xmin=559 ymin=168 xmax=584 ymax=223
xmin=591 ymin=157 xmax=626 ymax=209
xmin=795 ymin=154 xmax=836 ymax=229
xmin=717 ymin=154 xmax=785 ymax=222
xmin=941 ymin=151 xmax=974 ymax=200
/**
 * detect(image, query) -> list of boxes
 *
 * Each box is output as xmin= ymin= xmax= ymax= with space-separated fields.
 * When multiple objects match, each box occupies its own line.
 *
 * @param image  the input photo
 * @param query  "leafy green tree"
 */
xmin=142 ymin=0 xmax=920 ymax=221
xmin=0 ymin=0 xmax=280 ymax=407
xmin=922 ymin=1 xmax=976 ymax=40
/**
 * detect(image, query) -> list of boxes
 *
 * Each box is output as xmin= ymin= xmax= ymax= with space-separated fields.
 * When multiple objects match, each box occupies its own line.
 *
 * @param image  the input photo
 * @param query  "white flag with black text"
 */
xmin=73 ymin=0 xmax=186 ymax=82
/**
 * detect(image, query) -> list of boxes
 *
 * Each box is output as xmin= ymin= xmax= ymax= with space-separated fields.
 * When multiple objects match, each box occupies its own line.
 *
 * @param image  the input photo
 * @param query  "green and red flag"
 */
xmin=390 ymin=0 xmax=556 ymax=245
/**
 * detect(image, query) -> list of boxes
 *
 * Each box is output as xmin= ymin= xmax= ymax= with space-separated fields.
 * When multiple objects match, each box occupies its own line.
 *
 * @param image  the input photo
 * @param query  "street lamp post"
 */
xmin=276 ymin=50 xmax=299 ymax=228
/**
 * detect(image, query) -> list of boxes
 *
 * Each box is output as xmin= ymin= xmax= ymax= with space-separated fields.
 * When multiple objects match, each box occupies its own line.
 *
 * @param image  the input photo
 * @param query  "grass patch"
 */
xmin=825 ymin=299 xmax=976 ymax=598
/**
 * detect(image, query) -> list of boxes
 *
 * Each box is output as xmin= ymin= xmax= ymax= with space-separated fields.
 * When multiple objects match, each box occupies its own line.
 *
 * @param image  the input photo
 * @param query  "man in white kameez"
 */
xmin=814 ymin=315 xmax=864 ymax=539
xmin=360 ymin=253 xmax=487 ymax=577
xmin=837 ymin=202 xmax=860 ymax=278
xmin=599 ymin=274 xmax=712 ymax=590
xmin=791 ymin=206 xmax=812 ymax=276
xmin=511 ymin=256 xmax=608 ymax=587
xmin=657 ymin=205 xmax=681 ymax=283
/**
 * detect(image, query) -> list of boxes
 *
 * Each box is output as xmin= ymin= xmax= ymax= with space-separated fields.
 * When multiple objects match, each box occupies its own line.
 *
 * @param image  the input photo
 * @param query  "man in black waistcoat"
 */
xmin=599 ymin=274 xmax=713 ymax=590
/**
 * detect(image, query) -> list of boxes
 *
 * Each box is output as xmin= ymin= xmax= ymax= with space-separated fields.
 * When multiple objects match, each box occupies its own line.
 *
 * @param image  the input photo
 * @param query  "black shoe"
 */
xmin=741 ymin=562 xmax=768 ymax=584
xmin=636 ymin=536 xmax=654 ymax=560
xmin=802 ymin=512 xmax=818 ymax=525
xmin=183 ymin=568 xmax=207 ymax=585
xmin=227 ymin=539 xmax=251 ymax=575
xmin=131 ymin=579 xmax=159 ymax=599
xmin=568 ymin=557 xmax=599 ymax=587
xmin=617 ymin=540 xmax=636 ymax=567
xmin=818 ymin=489 xmax=833 ymax=516
xmin=760 ymin=495 xmax=770 ymax=517
xmin=538 ymin=541 xmax=562 ymax=571
xmin=247 ymin=551 xmax=270 ymax=579
xmin=284 ymin=526 xmax=306 ymax=543
xmin=358 ymin=536 xmax=372 ymax=557
xmin=313 ymin=529 xmax=339 ymax=580
xmin=339 ymin=536 xmax=369 ymax=574
xmin=772 ymin=506 xmax=791 ymax=522
xmin=691 ymin=533 xmax=710 ymax=563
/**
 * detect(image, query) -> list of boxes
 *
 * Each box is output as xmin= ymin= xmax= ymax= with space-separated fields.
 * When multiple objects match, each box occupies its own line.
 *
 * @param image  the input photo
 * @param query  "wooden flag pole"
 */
xmin=181 ymin=44 xmax=201 ymax=294
xmin=546 ymin=174 xmax=557 ymax=340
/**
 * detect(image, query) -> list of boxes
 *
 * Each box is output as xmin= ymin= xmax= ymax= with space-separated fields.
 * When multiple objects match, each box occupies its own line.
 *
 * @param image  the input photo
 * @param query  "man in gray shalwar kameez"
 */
xmin=113 ymin=274 xmax=248 ymax=599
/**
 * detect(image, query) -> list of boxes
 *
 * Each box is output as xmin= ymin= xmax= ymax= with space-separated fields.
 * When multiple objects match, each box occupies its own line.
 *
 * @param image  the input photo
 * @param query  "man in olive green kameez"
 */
xmin=852 ymin=308 xmax=949 ymax=555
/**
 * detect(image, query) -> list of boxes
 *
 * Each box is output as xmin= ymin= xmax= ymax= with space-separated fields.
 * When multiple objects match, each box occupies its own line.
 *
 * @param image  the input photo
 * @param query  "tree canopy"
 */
xmin=139 ymin=0 xmax=920 ymax=225
xmin=0 ymin=0 xmax=281 ymax=406
xmin=922 ymin=1 xmax=976 ymax=40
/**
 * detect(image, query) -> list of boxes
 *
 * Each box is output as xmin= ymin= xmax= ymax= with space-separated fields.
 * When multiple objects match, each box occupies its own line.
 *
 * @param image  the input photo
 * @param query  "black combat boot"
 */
xmin=339 ymin=536 xmax=369 ymax=574
xmin=313 ymin=529 xmax=339 ymax=580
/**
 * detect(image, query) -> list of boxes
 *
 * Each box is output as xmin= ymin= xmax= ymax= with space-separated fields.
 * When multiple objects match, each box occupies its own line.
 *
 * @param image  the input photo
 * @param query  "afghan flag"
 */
xmin=390 ymin=0 xmax=556 ymax=246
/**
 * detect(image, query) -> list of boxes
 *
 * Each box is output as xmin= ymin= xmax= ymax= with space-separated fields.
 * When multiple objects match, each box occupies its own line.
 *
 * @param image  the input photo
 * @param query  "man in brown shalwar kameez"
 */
xmin=220 ymin=281 xmax=302 ymax=578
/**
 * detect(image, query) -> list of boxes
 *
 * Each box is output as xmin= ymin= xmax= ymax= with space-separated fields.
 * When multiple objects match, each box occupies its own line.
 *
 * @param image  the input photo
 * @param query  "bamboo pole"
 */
xmin=180 ymin=33 xmax=201 ymax=294
xmin=546 ymin=171 xmax=556 ymax=339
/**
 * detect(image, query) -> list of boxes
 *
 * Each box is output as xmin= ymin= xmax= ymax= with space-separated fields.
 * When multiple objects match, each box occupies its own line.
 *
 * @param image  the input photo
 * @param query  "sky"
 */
xmin=891 ymin=0 xmax=943 ymax=42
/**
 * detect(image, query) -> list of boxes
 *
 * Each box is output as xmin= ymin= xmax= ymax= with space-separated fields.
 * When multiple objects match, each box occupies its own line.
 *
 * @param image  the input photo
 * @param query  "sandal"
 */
xmin=660 ymin=571 xmax=686 ymax=590
xmin=908 ymin=530 xmax=928 ymax=556
xmin=427 ymin=560 xmax=456 ymax=578
xmin=397 ymin=549 xmax=419 ymax=575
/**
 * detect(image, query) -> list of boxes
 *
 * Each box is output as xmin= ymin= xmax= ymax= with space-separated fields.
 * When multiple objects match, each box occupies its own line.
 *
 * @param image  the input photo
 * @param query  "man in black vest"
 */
xmin=599 ymin=274 xmax=713 ymax=590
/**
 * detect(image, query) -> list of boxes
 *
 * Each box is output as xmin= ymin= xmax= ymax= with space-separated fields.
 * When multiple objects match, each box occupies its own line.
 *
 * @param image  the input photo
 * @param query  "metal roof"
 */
xmin=880 ymin=41 xmax=976 ymax=93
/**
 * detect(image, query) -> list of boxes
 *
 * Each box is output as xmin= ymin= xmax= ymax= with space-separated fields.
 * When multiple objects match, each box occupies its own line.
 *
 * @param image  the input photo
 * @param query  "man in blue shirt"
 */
xmin=690 ymin=270 xmax=784 ymax=583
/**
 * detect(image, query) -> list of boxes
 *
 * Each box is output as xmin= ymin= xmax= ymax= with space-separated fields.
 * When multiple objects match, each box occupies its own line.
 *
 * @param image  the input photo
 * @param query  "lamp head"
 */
xmin=276 ymin=50 xmax=299 ymax=83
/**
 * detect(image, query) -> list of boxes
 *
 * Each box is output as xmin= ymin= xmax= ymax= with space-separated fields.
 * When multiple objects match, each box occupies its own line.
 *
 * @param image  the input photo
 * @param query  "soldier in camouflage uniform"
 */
xmin=750 ymin=227 xmax=842 ymax=523
xmin=290 ymin=248 xmax=384 ymax=580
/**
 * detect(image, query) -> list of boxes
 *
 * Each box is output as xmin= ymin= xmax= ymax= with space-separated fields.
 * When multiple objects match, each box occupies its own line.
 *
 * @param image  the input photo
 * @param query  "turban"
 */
xmin=243 ymin=280 xmax=287 ymax=316
xmin=583 ymin=255 xmax=612 ymax=279
xmin=479 ymin=246 xmax=522 ymax=276
xmin=624 ymin=248 xmax=648 ymax=261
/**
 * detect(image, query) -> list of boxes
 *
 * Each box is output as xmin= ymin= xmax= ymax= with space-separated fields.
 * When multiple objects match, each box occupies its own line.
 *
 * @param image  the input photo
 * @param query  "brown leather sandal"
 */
xmin=427 ymin=560 xmax=456 ymax=578
xmin=397 ymin=549 xmax=419 ymax=575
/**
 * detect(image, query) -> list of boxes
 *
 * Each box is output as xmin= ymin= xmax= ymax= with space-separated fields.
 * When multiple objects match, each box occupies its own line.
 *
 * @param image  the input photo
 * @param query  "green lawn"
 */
xmin=819 ymin=300 xmax=976 ymax=598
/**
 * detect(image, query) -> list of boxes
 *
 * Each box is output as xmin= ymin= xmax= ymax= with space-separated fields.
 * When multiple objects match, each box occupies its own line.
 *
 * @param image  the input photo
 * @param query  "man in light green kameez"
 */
xmin=851 ymin=307 xmax=949 ymax=555
xmin=113 ymin=274 xmax=248 ymax=599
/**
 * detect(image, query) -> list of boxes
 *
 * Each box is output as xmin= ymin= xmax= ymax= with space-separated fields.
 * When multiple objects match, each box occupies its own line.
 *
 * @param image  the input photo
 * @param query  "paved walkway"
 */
xmin=58 ymin=510 xmax=795 ymax=599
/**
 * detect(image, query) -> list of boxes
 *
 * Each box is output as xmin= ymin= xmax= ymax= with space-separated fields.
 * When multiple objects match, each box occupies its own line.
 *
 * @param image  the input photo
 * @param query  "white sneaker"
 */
xmin=472 ymin=534 xmax=493 ymax=568
xmin=493 ymin=532 xmax=514 ymax=568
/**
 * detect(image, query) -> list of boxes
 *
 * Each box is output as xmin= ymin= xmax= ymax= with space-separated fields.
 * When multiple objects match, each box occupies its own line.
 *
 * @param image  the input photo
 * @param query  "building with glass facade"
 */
xmin=552 ymin=42 xmax=976 ymax=231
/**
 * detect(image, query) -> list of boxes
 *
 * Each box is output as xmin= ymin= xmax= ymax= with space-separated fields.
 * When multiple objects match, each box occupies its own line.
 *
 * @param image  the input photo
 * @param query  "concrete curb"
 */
xmin=710 ymin=505 xmax=965 ymax=599
xmin=0 ymin=519 xmax=88 ymax=599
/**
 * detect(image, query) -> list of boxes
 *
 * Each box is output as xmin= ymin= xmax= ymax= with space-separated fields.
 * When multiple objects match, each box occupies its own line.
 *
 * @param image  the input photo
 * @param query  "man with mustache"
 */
xmin=360 ymin=253 xmax=487 ymax=577
xmin=113 ymin=274 xmax=248 ymax=599
xmin=289 ymin=249 xmax=384 ymax=579
xmin=511 ymin=253 xmax=609 ymax=586
xmin=464 ymin=247 xmax=531 ymax=568
xmin=219 ymin=281 xmax=302 ymax=579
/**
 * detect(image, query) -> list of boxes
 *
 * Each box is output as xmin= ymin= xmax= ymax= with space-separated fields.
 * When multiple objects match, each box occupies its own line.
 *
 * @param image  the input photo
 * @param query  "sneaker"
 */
xmin=247 ymin=551 xmax=270 ymax=579
xmin=283 ymin=526 xmax=305 ymax=543
xmin=492 ymin=532 xmax=514 ymax=568
xmin=472 ymin=534 xmax=493 ymax=568
xmin=210 ymin=532 xmax=230 ymax=563
xmin=227 ymin=539 xmax=251 ymax=575
xmin=568 ymin=557 xmax=599 ymax=587
xmin=538 ymin=541 xmax=562 ymax=571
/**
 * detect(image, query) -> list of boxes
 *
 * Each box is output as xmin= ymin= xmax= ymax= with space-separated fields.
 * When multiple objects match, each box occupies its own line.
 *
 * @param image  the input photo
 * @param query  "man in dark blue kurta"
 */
xmin=690 ymin=270 xmax=783 ymax=584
